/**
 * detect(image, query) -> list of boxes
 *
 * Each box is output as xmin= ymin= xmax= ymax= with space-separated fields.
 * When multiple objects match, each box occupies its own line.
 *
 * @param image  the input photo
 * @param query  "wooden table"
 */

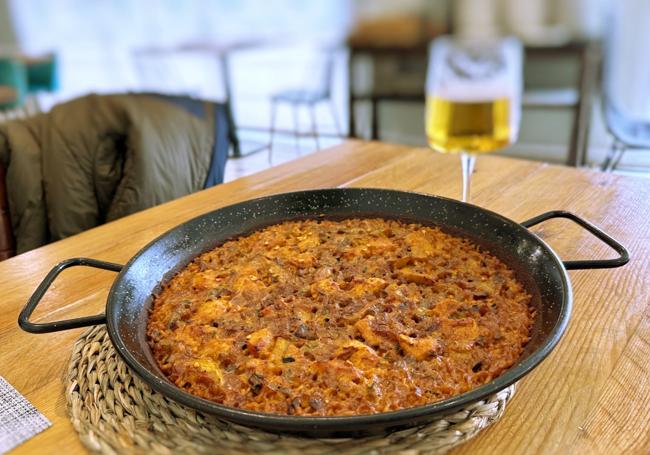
xmin=1 ymin=141 xmax=648 ymax=454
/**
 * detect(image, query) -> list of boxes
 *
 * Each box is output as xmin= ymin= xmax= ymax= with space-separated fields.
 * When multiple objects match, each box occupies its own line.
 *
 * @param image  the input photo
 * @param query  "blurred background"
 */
xmin=1 ymin=0 xmax=648 ymax=180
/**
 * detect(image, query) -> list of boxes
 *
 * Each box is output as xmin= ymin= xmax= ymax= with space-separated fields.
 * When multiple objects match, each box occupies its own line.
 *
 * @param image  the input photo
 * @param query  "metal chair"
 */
xmin=268 ymin=51 xmax=341 ymax=163
xmin=600 ymin=3 xmax=650 ymax=172
xmin=600 ymin=99 xmax=650 ymax=172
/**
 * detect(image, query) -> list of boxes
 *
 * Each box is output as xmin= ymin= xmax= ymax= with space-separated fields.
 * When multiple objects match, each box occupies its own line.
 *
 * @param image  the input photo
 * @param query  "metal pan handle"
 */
xmin=520 ymin=210 xmax=630 ymax=270
xmin=18 ymin=257 xmax=123 ymax=334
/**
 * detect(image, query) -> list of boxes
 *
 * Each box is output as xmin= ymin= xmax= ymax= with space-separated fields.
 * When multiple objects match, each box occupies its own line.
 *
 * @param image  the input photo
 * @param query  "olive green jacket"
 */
xmin=0 ymin=94 xmax=228 ymax=254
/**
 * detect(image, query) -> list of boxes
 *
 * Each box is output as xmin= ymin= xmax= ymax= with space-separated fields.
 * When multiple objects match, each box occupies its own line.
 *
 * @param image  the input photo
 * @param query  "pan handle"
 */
xmin=18 ymin=258 xmax=123 ymax=334
xmin=520 ymin=210 xmax=630 ymax=270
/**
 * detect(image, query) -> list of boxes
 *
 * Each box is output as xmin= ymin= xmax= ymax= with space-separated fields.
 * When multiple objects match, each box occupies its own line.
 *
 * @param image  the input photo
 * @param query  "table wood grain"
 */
xmin=1 ymin=140 xmax=648 ymax=454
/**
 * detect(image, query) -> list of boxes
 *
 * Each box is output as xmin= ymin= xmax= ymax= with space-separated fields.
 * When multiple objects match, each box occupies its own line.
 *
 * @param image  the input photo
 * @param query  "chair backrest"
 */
xmin=601 ymin=1 xmax=650 ymax=147
xmin=319 ymin=52 xmax=335 ymax=98
xmin=602 ymin=2 xmax=650 ymax=120
xmin=300 ymin=48 xmax=337 ymax=98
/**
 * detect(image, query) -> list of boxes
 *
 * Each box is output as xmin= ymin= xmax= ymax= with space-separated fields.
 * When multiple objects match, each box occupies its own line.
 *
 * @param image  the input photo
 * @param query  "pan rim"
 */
xmin=106 ymin=188 xmax=572 ymax=431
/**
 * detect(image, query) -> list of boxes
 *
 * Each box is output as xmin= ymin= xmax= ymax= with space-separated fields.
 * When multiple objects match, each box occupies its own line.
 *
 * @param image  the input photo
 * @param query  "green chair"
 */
xmin=25 ymin=53 xmax=58 ymax=92
xmin=0 ymin=57 xmax=27 ymax=110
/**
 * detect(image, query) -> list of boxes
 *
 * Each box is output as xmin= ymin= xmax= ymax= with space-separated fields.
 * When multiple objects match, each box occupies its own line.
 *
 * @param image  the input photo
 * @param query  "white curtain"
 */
xmin=6 ymin=0 xmax=351 ymax=104
xmin=9 ymin=0 xmax=350 ymax=52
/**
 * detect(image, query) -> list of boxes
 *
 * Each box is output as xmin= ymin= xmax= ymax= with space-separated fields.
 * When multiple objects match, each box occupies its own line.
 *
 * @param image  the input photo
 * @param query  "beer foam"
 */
xmin=427 ymin=36 xmax=522 ymax=103
xmin=434 ymin=81 xmax=516 ymax=102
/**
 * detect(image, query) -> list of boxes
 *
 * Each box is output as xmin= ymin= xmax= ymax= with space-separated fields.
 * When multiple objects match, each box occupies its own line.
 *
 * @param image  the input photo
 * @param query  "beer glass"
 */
xmin=425 ymin=37 xmax=522 ymax=202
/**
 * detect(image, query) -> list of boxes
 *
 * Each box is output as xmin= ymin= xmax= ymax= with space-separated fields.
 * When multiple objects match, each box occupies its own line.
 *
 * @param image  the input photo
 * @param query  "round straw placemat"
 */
xmin=65 ymin=326 xmax=516 ymax=455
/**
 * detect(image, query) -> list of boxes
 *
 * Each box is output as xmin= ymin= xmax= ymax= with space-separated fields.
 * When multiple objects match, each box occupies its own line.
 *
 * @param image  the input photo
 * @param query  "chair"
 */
xmin=600 ymin=100 xmax=650 ymax=172
xmin=268 ymin=51 xmax=341 ymax=163
xmin=0 ymin=93 xmax=232 ymax=258
xmin=599 ymin=2 xmax=650 ymax=172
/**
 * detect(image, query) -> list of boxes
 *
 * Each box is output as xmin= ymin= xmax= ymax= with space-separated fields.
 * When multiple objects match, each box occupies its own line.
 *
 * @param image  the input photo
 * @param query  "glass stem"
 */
xmin=460 ymin=152 xmax=476 ymax=203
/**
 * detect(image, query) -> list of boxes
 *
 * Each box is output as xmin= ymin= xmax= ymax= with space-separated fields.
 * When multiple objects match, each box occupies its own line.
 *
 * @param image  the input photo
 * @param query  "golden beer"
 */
xmin=426 ymin=96 xmax=512 ymax=153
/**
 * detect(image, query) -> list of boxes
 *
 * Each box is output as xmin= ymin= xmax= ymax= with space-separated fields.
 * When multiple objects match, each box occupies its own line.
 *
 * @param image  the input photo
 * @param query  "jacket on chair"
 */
xmin=0 ymin=93 xmax=230 ymax=254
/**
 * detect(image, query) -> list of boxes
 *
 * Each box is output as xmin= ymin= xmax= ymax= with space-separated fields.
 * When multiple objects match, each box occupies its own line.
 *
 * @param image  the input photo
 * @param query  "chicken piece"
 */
xmin=340 ymin=301 xmax=374 ymax=324
xmin=397 ymin=267 xmax=435 ymax=285
xmin=287 ymin=252 xmax=316 ymax=269
xmin=246 ymin=328 xmax=275 ymax=358
xmin=268 ymin=337 xmax=302 ymax=364
xmin=335 ymin=340 xmax=382 ymax=370
xmin=431 ymin=298 xmax=462 ymax=318
xmin=193 ymin=299 xmax=230 ymax=324
xmin=441 ymin=318 xmax=480 ymax=352
xmin=392 ymin=257 xmax=413 ymax=269
xmin=310 ymin=278 xmax=340 ymax=297
xmin=349 ymin=277 xmax=387 ymax=298
xmin=191 ymin=358 xmax=223 ymax=384
xmin=354 ymin=316 xmax=384 ymax=346
xmin=232 ymin=272 xmax=265 ymax=292
xmin=398 ymin=334 xmax=442 ymax=360
xmin=365 ymin=237 xmax=396 ymax=255
xmin=282 ymin=343 xmax=302 ymax=363
xmin=405 ymin=231 xmax=436 ymax=259
xmin=269 ymin=337 xmax=289 ymax=362
xmin=202 ymin=337 xmax=236 ymax=360
xmin=384 ymin=283 xmax=407 ymax=300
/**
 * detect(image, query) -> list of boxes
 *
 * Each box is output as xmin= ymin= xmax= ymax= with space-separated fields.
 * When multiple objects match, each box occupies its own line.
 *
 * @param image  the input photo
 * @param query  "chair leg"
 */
xmin=292 ymin=103 xmax=300 ymax=153
xmin=309 ymin=104 xmax=320 ymax=150
xmin=602 ymin=139 xmax=627 ymax=172
xmin=601 ymin=140 xmax=619 ymax=172
xmin=268 ymin=100 xmax=277 ymax=165
xmin=610 ymin=144 xmax=627 ymax=171
xmin=328 ymin=99 xmax=342 ymax=137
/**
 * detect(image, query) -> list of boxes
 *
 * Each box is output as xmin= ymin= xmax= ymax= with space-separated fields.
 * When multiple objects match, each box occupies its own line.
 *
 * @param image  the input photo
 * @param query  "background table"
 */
xmin=1 ymin=141 xmax=648 ymax=454
xmin=133 ymin=39 xmax=265 ymax=158
xmin=347 ymin=41 xmax=599 ymax=167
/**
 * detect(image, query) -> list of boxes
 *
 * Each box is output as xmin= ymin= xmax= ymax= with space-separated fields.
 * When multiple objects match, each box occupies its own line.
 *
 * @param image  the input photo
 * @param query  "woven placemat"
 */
xmin=65 ymin=326 xmax=516 ymax=455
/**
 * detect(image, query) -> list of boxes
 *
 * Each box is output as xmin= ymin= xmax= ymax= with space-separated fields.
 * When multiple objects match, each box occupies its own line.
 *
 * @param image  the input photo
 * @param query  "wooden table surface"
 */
xmin=1 ymin=141 xmax=648 ymax=454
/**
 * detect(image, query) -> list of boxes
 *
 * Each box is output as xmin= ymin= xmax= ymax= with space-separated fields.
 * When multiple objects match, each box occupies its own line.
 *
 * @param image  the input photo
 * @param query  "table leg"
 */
xmin=371 ymin=97 xmax=379 ymax=140
xmin=568 ymin=43 xmax=599 ymax=167
xmin=348 ymin=50 xmax=356 ymax=138
xmin=218 ymin=53 xmax=241 ymax=158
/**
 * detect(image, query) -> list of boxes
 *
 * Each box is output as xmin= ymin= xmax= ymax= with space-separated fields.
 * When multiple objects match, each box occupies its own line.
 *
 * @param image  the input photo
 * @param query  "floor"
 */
xmin=224 ymin=130 xmax=342 ymax=182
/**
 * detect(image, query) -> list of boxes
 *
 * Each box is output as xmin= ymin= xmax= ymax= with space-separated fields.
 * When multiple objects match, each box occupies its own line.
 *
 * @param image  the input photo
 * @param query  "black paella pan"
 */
xmin=19 ymin=188 xmax=629 ymax=437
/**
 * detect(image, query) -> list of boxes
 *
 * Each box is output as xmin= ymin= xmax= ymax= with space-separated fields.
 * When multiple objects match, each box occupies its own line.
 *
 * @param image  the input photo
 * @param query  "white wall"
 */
xmin=0 ymin=0 xmax=17 ymax=49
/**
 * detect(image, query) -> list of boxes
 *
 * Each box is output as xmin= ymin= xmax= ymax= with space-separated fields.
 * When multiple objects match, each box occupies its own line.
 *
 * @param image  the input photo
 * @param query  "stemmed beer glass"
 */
xmin=426 ymin=37 xmax=522 ymax=202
